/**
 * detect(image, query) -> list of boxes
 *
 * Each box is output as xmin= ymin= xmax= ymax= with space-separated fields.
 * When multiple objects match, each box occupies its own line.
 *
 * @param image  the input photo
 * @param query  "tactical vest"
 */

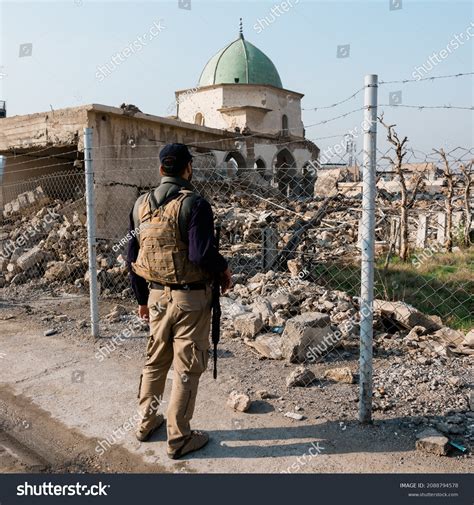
xmin=131 ymin=190 xmax=211 ymax=285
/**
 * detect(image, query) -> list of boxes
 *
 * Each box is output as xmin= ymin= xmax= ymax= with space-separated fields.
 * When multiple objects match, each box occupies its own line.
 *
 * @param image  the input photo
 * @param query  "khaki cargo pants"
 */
xmin=137 ymin=285 xmax=212 ymax=453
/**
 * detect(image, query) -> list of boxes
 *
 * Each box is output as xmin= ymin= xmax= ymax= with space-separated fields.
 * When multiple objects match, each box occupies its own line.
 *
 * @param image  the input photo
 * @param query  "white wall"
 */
xmin=176 ymin=84 xmax=304 ymax=137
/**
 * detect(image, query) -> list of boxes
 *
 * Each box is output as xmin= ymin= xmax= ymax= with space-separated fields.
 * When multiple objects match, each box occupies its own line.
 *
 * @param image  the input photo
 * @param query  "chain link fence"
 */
xmin=1 ymin=138 xmax=473 ymax=444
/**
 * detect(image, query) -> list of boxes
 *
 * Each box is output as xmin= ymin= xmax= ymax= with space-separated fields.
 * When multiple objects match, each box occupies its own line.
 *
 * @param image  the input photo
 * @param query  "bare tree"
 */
xmin=459 ymin=159 xmax=473 ymax=246
xmin=434 ymin=149 xmax=454 ymax=252
xmin=379 ymin=114 xmax=425 ymax=261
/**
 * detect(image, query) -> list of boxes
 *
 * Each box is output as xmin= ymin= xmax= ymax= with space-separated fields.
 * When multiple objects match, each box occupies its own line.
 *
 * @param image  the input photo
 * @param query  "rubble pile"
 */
xmin=221 ymin=270 xmax=473 ymax=360
xmin=0 ymin=191 xmax=128 ymax=294
xmin=213 ymin=194 xmax=364 ymax=264
xmin=218 ymin=269 xmax=473 ymax=448
xmin=220 ymin=270 xmax=360 ymax=358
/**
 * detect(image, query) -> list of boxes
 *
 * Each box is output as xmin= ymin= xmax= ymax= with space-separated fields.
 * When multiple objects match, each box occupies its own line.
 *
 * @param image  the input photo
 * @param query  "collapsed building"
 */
xmin=0 ymin=25 xmax=319 ymax=242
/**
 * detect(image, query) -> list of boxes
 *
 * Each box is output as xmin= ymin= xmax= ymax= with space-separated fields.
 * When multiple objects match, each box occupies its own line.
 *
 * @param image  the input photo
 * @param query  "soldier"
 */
xmin=127 ymin=143 xmax=232 ymax=459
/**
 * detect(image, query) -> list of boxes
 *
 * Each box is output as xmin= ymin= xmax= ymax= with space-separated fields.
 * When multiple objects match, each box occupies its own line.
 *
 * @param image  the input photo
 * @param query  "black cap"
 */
xmin=159 ymin=143 xmax=193 ymax=174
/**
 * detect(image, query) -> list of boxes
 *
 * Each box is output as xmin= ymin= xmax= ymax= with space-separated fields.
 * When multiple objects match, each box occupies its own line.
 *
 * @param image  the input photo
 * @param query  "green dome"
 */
xmin=198 ymin=33 xmax=283 ymax=89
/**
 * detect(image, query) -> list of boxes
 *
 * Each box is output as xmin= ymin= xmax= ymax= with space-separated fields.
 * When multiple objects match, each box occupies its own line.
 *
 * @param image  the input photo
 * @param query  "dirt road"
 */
xmin=0 ymin=295 xmax=471 ymax=474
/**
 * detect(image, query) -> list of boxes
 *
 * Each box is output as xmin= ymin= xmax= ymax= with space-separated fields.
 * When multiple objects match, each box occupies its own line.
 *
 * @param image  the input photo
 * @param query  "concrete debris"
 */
xmin=245 ymin=333 xmax=283 ymax=359
xmin=44 ymin=261 xmax=77 ymax=281
xmin=250 ymin=298 xmax=274 ymax=325
xmin=105 ymin=305 xmax=128 ymax=323
xmin=431 ymin=326 xmax=466 ymax=348
xmin=227 ymin=391 xmax=251 ymax=412
xmin=415 ymin=429 xmax=449 ymax=456
xmin=286 ymin=366 xmax=316 ymax=388
xmin=374 ymin=300 xmax=442 ymax=332
xmin=234 ymin=314 xmax=264 ymax=339
xmin=120 ymin=103 xmax=142 ymax=115
xmin=324 ymin=367 xmax=355 ymax=384
xmin=287 ymin=258 xmax=304 ymax=278
xmin=281 ymin=312 xmax=331 ymax=363
xmin=3 ymin=187 xmax=472 ymax=454
xmin=0 ymin=195 xmax=127 ymax=295
xmin=16 ymin=246 xmax=45 ymax=271
xmin=3 ymin=187 xmax=48 ymax=217
xmin=284 ymin=412 xmax=305 ymax=421
xmin=464 ymin=329 xmax=474 ymax=348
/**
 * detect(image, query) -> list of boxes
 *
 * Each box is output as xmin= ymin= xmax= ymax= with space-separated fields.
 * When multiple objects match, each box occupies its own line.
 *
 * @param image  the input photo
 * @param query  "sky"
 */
xmin=0 ymin=0 xmax=472 ymax=162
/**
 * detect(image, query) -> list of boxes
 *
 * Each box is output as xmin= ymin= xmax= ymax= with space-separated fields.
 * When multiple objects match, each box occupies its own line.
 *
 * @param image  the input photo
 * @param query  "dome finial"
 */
xmin=239 ymin=18 xmax=244 ymax=38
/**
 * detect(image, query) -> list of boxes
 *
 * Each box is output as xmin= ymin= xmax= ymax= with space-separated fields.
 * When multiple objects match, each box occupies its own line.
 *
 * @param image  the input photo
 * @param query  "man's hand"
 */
xmin=220 ymin=268 xmax=232 ymax=294
xmin=138 ymin=305 xmax=149 ymax=321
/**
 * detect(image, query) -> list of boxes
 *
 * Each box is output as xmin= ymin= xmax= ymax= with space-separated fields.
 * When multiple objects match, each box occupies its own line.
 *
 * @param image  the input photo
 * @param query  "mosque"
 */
xmin=171 ymin=21 xmax=319 ymax=195
xmin=0 ymin=22 xmax=319 ymax=237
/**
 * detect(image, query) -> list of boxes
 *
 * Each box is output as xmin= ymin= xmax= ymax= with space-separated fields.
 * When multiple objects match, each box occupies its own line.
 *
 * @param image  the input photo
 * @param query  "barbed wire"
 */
xmin=303 ymin=87 xmax=365 ymax=111
xmin=379 ymin=104 xmax=473 ymax=111
xmin=379 ymin=71 xmax=474 ymax=86
xmin=4 ymin=149 xmax=79 ymax=168
xmin=301 ymin=71 xmax=474 ymax=112
xmin=3 ymin=140 xmax=472 ymax=177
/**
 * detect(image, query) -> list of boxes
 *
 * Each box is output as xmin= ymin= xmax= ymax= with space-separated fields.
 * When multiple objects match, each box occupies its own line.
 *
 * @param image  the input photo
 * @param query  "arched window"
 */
xmin=223 ymin=151 xmax=246 ymax=178
xmin=281 ymin=114 xmax=289 ymax=136
xmin=254 ymin=158 xmax=271 ymax=181
xmin=273 ymin=148 xmax=296 ymax=196
xmin=195 ymin=112 xmax=205 ymax=126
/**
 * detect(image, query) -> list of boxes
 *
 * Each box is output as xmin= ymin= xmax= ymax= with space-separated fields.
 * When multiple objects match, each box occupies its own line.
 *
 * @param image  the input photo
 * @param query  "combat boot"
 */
xmin=167 ymin=430 xmax=209 ymax=459
xmin=136 ymin=414 xmax=165 ymax=442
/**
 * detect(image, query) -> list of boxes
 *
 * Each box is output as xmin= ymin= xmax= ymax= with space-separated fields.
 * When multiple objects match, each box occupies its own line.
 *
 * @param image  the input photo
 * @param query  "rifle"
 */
xmin=211 ymin=224 xmax=222 ymax=379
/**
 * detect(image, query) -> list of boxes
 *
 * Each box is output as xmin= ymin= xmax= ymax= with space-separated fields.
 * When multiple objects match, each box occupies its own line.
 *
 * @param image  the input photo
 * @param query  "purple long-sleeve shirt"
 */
xmin=127 ymin=196 xmax=227 ymax=305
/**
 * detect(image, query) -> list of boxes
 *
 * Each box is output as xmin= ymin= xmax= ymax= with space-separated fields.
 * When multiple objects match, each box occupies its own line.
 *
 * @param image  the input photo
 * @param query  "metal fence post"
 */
xmin=359 ymin=74 xmax=378 ymax=424
xmin=84 ymin=128 xmax=99 ymax=337
xmin=0 ymin=155 xmax=5 ymax=213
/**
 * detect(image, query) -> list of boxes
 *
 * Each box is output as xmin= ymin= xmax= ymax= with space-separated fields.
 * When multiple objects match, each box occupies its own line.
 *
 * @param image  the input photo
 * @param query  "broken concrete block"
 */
xmin=415 ymin=429 xmax=449 ymax=456
xmin=25 ymin=191 xmax=36 ymax=204
xmin=287 ymin=258 xmax=303 ymax=278
xmin=432 ymin=326 xmax=466 ymax=347
xmin=44 ymin=261 xmax=75 ymax=281
xmin=227 ymin=391 xmax=251 ymax=412
xmin=268 ymin=292 xmax=294 ymax=311
xmin=16 ymin=246 xmax=44 ymax=271
xmin=469 ymin=391 xmax=474 ymax=412
xmin=374 ymin=300 xmax=442 ymax=331
xmin=105 ymin=305 xmax=127 ymax=323
xmin=220 ymin=297 xmax=248 ymax=319
xmin=281 ymin=312 xmax=331 ymax=363
xmin=286 ymin=365 xmax=316 ymax=387
xmin=251 ymin=298 xmax=274 ymax=325
xmin=324 ymin=367 xmax=355 ymax=384
xmin=406 ymin=325 xmax=427 ymax=341
xmin=465 ymin=329 xmax=474 ymax=348
xmin=245 ymin=333 xmax=283 ymax=359
xmin=234 ymin=314 xmax=263 ymax=339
